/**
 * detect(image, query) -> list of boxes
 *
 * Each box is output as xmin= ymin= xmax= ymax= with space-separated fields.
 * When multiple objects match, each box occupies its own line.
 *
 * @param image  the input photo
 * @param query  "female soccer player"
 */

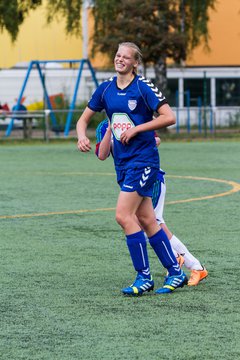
xmin=77 ymin=42 xmax=188 ymax=295
xmin=96 ymin=119 xmax=208 ymax=286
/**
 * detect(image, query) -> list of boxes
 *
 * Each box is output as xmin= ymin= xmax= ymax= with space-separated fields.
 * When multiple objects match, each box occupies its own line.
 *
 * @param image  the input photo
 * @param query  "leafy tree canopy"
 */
xmin=0 ymin=0 xmax=42 ymax=41
xmin=45 ymin=0 xmax=83 ymax=36
xmin=0 ymin=0 xmax=83 ymax=42
xmin=0 ymin=0 xmax=216 ymax=91
xmin=92 ymin=0 xmax=216 ymax=90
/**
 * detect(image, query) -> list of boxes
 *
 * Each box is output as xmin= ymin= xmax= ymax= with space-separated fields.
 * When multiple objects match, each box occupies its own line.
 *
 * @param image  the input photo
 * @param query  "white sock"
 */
xmin=170 ymin=235 xmax=203 ymax=270
xmin=171 ymin=247 xmax=178 ymax=258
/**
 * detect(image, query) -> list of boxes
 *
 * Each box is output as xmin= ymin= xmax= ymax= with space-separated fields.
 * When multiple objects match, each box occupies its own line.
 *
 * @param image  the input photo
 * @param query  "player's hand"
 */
xmin=155 ymin=136 xmax=161 ymax=147
xmin=77 ymin=136 xmax=91 ymax=152
xmin=120 ymin=127 xmax=137 ymax=144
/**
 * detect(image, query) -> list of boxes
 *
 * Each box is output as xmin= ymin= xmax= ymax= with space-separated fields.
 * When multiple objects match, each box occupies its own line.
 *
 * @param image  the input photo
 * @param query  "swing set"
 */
xmin=5 ymin=59 xmax=99 ymax=137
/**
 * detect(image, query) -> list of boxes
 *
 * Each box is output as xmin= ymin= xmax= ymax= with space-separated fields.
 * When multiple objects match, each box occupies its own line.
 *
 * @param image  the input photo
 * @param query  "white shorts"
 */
xmin=154 ymin=181 xmax=166 ymax=225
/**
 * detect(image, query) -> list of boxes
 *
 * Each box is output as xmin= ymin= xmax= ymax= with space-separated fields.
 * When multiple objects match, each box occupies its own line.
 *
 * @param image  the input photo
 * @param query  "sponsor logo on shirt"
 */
xmin=111 ymin=113 xmax=135 ymax=141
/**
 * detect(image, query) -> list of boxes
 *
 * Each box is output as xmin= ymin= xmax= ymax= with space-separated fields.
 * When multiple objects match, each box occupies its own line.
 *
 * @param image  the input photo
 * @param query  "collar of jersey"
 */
xmin=115 ymin=74 xmax=137 ymax=91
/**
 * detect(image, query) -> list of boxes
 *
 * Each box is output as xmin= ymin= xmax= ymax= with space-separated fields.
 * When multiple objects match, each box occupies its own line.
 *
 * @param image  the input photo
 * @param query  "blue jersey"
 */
xmin=89 ymin=75 xmax=167 ymax=170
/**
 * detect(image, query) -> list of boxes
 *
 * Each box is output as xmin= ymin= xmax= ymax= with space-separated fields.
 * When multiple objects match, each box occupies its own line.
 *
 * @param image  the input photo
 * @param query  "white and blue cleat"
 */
xmin=122 ymin=274 xmax=154 ymax=296
xmin=155 ymin=271 xmax=188 ymax=294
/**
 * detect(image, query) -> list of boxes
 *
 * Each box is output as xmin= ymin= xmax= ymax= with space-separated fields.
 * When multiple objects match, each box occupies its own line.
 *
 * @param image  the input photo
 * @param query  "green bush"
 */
xmin=50 ymin=100 xmax=106 ymax=132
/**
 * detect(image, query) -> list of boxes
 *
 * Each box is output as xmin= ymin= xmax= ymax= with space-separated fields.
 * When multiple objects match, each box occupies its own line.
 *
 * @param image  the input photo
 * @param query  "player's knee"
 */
xmin=138 ymin=213 xmax=151 ymax=229
xmin=115 ymin=211 xmax=124 ymax=227
xmin=115 ymin=211 xmax=131 ymax=229
xmin=138 ymin=214 xmax=157 ymax=234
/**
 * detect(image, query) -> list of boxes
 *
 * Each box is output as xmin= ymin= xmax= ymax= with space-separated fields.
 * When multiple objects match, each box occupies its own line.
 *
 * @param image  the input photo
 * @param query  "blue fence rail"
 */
xmin=175 ymin=90 xmax=214 ymax=134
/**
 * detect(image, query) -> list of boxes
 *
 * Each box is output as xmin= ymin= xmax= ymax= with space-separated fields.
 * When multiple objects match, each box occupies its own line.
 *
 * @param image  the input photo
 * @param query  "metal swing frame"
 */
xmin=6 ymin=58 xmax=99 ymax=137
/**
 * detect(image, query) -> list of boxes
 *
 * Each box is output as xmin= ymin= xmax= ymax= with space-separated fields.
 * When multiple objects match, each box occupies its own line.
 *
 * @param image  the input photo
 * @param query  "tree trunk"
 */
xmin=153 ymin=56 xmax=169 ymax=132
xmin=153 ymin=56 xmax=167 ymax=95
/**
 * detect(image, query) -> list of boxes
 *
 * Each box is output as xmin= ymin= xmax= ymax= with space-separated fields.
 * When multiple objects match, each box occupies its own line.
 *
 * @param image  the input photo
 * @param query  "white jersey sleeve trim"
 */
xmin=137 ymin=76 xmax=166 ymax=111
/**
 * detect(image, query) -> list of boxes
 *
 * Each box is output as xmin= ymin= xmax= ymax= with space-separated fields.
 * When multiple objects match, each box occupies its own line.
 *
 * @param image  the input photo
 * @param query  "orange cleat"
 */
xmin=188 ymin=268 xmax=208 ymax=286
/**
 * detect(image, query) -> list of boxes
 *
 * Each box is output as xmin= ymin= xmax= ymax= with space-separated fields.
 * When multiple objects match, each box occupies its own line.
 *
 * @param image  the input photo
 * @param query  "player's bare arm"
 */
xmin=98 ymin=122 xmax=112 ymax=160
xmin=76 ymin=107 xmax=96 ymax=152
xmin=120 ymin=104 xmax=175 ymax=144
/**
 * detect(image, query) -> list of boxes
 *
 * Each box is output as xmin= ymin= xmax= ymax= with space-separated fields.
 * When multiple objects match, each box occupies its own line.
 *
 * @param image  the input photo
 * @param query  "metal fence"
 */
xmin=173 ymin=106 xmax=240 ymax=134
xmin=1 ymin=106 xmax=239 ymax=141
xmin=0 ymin=109 xmax=84 ymax=141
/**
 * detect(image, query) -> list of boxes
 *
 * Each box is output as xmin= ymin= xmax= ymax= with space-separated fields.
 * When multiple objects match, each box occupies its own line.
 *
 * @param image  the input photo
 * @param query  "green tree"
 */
xmin=0 ymin=0 xmax=83 ymax=42
xmin=0 ymin=0 xmax=216 ymax=93
xmin=92 ymin=0 xmax=216 ymax=92
xmin=0 ymin=0 xmax=42 ymax=41
xmin=45 ymin=0 xmax=83 ymax=36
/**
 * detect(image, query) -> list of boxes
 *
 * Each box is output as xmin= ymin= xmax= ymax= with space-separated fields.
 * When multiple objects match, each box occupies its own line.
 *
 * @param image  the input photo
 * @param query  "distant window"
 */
xmin=166 ymin=79 xmax=178 ymax=107
xmin=216 ymin=78 xmax=240 ymax=106
xmin=184 ymin=78 xmax=211 ymax=106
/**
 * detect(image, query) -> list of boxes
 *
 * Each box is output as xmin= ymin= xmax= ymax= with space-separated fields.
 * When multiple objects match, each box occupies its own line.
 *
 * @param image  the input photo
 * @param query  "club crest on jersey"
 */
xmin=128 ymin=99 xmax=137 ymax=111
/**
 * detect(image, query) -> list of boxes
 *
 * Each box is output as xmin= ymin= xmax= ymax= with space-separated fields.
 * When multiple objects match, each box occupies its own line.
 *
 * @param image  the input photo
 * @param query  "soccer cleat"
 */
xmin=188 ymin=267 xmax=208 ymax=286
xmin=155 ymin=271 xmax=188 ymax=294
xmin=122 ymin=274 xmax=154 ymax=296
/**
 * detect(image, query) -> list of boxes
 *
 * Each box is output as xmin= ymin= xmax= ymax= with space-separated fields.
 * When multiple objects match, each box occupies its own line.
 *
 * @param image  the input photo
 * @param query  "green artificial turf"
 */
xmin=0 ymin=141 xmax=239 ymax=359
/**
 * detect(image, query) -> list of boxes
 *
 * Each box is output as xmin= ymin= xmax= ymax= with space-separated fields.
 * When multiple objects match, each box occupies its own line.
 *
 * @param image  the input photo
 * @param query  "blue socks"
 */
xmin=126 ymin=230 xmax=150 ymax=278
xmin=126 ymin=229 xmax=181 ymax=278
xmin=148 ymin=229 xmax=181 ymax=276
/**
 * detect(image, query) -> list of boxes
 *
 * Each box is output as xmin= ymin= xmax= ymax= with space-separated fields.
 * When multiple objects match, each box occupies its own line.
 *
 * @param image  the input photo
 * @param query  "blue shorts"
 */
xmin=116 ymin=167 xmax=159 ymax=197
